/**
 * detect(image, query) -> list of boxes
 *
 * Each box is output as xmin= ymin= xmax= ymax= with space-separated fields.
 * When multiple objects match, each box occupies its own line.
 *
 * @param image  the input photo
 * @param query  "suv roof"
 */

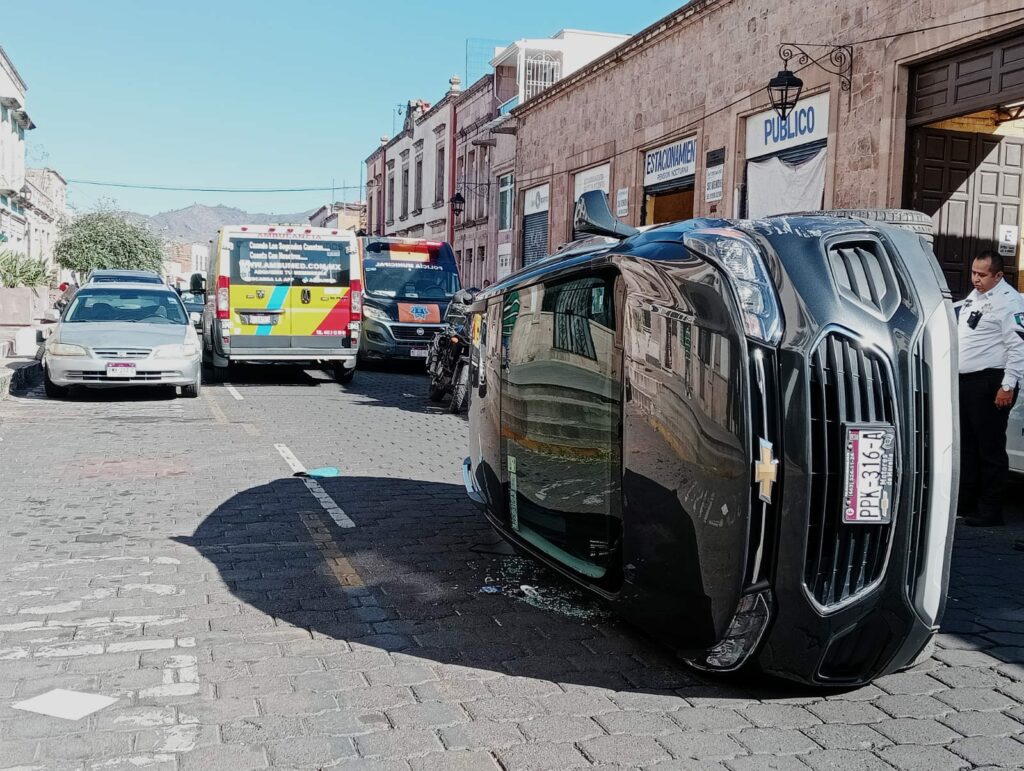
xmin=87 ymin=269 xmax=164 ymax=285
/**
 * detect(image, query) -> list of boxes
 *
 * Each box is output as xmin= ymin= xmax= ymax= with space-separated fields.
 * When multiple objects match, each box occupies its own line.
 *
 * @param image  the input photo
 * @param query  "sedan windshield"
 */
xmin=65 ymin=289 xmax=188 ymax=325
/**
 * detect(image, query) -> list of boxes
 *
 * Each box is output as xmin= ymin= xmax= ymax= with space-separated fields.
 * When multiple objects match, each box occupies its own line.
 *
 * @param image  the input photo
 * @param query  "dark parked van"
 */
xmin=463 ymin=191 xmax=958 ymax=686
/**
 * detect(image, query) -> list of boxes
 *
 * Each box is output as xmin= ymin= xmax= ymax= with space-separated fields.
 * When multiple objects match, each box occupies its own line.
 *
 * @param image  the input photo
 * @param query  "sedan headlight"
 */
xmin=153 ymin=343 xmax=199 ymax=358
xmin=683 ymin=229 xmax=782 ymax=345
xmin=362 ymin=305 xmax=389 ymax=322
xmin=48 ymin=342 xmax=88 ymax=356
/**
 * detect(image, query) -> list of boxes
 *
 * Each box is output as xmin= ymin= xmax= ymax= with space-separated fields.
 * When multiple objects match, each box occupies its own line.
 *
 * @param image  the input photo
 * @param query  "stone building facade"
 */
xmin=508 ymin=0 xmax=1024 ymax=296
xmin=451 ymin=75 xmax=497 ymax=289
xmin=364 ymin=78 xmax=462 ymax=244
xmin=23 ymin=168 xmax=68 ymax=274
xmin=0 ymin=46 xmax=34 ymax=253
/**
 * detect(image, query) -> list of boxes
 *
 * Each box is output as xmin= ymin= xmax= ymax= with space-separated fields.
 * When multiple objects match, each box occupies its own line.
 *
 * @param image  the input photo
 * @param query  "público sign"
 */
xmin=643 ymin=136 xmax=698 ymax=187
xmin=746 ymin=92 xmax=830 ymax=160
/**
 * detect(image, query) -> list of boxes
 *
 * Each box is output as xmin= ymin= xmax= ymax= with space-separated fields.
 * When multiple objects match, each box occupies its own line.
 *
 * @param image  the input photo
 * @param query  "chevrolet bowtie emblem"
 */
xmin=755 ymin=438 xmax=779 ymax=503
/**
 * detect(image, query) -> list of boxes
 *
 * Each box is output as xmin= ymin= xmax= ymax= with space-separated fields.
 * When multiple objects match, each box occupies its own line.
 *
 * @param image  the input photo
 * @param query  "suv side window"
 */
xmin=500 ymin=271 xmax=622 ymax=580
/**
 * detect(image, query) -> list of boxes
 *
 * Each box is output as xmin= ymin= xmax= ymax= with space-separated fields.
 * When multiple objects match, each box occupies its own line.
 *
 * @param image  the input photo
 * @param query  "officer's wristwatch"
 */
xmin=1002 ymin=385 xmax=1013 ymax=392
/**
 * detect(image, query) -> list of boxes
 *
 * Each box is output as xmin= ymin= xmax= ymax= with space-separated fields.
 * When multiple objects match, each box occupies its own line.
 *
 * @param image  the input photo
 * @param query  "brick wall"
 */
xmin=511 ymin=0 xmax=1024 ymax=258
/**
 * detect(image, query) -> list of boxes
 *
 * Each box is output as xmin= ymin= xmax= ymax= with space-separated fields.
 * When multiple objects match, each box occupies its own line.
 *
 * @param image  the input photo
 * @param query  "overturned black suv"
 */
xmin=463 ymin=191 xmax=958 ymax=686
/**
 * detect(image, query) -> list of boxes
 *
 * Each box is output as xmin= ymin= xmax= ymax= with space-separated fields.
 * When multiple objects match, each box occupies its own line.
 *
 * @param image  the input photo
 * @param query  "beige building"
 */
xmin=505 ymin=0 xmax=1024 ymax=297
xmin=365 ymin=78 xmax=463 ymax=244
xmin=23 ymin=168 xmax=68 ymax=274
xmin=0 ymin=46 xmax=35 ymax=253
xmin=308 ymin=201 xmax=365 ymax=232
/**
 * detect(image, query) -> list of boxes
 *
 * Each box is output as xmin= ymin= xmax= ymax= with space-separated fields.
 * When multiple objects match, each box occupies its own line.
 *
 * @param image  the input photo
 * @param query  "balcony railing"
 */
xmin=498 ymin=95 xmax=519 ymax=116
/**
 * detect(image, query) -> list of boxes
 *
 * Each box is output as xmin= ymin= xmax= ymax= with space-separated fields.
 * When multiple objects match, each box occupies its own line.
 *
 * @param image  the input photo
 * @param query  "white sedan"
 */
xmin=43 ymin=282 xmax=202 ymax=399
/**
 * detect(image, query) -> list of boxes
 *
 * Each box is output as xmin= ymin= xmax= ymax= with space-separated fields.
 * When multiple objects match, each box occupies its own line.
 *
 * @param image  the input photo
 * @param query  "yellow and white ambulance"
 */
xmin=200 ymin=225 xmax=362 ymax=382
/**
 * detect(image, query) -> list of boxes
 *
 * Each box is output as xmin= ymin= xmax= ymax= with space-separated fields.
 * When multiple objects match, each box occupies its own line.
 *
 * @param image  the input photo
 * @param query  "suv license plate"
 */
xmin=410 ymin=348 xmax=429 ymax=358
xmin=244 ymin=314 xmax=276 ymax=326
xmin=107 ymin=362 xmax=136 ymax=378
xmin=842 ymin=425 xmax=895 ymax=524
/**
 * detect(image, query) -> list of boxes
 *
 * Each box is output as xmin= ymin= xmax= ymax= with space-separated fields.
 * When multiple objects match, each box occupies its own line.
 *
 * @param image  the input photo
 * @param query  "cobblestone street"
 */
xmin=1 ymin=368 xmax=1024 ymax=770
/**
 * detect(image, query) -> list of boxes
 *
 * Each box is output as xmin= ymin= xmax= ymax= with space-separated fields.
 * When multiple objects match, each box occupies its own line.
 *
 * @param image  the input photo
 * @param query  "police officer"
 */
xmin=958 ymin=250 xmax=1024 ymax=526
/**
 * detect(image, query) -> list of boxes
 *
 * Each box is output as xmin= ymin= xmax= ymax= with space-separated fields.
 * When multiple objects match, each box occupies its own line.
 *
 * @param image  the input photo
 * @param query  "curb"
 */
xmin=0 ymin=361 xmax=42 ymax=400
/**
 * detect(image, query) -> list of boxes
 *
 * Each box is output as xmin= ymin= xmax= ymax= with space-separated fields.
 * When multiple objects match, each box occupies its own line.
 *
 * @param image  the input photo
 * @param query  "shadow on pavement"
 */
xmin=177 ymin=475 xmax=810 ymax=700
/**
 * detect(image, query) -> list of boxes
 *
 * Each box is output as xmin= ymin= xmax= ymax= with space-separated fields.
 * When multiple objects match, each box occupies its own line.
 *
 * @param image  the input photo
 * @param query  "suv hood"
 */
xmin=58 ymin=322 xmax=189 ymax=349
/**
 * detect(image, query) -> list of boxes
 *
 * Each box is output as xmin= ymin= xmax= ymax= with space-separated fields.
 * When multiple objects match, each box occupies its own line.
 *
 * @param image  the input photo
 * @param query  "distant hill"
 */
xmin=126 ymin=204 xmax=317 ymax=244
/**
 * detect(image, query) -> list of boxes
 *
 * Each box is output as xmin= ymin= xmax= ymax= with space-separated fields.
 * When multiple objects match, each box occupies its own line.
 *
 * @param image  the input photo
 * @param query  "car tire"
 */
xmin=333 ymin=364 xmax=355 ymax=384
xmin=43 ymin=367 xmax=68 ymax=399
xmin=448 ymin=363 xmax=469 ymax=414
xmin=813 ymin=208 xmax=935 ymax=245
xmin=181 ymin=376 xmax=201 ymax=399
xmin=428 ymin=379 xmax=446 ymax=402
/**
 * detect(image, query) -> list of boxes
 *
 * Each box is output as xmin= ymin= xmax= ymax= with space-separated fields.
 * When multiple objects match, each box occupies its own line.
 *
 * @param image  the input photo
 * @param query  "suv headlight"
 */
xmin=363 ymin=305 xmax=389 ymax=322
xmin=153 ymin=343 xmax=199 ymax=358
xmin=48 ymin=342 xmax=87 ymax=356
xmin=683 ymin=229 xmax=782 ymax=345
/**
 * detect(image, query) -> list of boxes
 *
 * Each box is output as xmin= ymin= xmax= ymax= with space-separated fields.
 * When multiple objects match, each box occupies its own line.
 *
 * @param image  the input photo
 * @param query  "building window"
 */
xmin=400 ymin=166 xmax=410 ymax=219
xmin=498 ymin=174 xmax=514 ymax=231
xmin=455 ymin=156 xmax=465 ymax=221
xmin=387 ymin=174 xmax=395 ymax=223
xmin=478 ymin=246 xmax=486 ymax=263
xmin=524 ymin=51 xmax=562 ymax=100
xmin=434 ymin=146 xmax=445 ymax=205
xmin=413 ymin=156 xmax=423 ymax=212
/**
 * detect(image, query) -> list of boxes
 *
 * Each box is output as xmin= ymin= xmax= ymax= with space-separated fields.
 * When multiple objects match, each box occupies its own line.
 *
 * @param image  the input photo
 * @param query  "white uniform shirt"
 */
xmin=957 ymin=278 xmax=1024 ymax=389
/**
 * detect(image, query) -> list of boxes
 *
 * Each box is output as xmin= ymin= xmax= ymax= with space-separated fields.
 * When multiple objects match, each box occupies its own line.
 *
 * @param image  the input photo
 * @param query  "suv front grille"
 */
xmin=827 ymin=239 xmax=899 ymax=317
xmin=390 ymin=325 xmax=439 ymax=341
xmin=806 ymin=333 xmax=897 ymax=607
xmin=92 ymin=348 xmax=152 ymax=359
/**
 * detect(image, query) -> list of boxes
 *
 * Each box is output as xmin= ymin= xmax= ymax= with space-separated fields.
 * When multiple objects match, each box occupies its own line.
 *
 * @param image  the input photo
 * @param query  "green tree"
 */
xmin=54 ymin=211 xmax=164 ymax=275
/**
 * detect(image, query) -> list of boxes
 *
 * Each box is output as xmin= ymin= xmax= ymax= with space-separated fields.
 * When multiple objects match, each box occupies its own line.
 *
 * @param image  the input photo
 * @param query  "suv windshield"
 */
xmin=65 ymin=289 xmax=188 ymax=325
xmin=362 ymin=259 xmax=460 ymax=300
xmin=229 ymin=237 xmax=351 ymax=286
xmin=362 ymin=240 xmax=461 ymax=300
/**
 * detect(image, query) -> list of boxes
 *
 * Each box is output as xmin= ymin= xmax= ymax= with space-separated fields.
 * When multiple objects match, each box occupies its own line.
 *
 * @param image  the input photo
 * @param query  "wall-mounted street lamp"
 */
xmin=449 ymin=192 xmax=466 ymax=217
xmin=768 ymin=43 xmax=853 ymax=121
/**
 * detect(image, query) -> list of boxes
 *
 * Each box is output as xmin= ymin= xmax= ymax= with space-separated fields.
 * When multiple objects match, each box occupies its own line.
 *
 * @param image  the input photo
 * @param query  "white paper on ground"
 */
xmin=12 ymin=688 xmax=118 ymax=720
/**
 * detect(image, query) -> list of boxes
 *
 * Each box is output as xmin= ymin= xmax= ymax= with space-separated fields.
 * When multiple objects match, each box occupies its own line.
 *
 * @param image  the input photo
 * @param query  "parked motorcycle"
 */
xmin=426 ymin=288 xmax=477 ymax=413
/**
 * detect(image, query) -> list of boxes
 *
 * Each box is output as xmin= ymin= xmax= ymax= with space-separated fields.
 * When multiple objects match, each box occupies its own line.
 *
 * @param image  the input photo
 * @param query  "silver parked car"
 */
xmin=43 ymin=283 xmax=202 ymax=399
xmin=1011 ymin=398 xmax=1024 ymax=475
xmin=85 ymin=269 xmax=165 ymax=285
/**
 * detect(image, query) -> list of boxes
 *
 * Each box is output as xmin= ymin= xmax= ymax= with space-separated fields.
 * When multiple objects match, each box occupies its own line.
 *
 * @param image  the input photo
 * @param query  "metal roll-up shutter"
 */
xmin=775 ymin=138 xmax=827 ymax=165
xmin=522 ymin=211 xmax=549 ymax=267
xmin=643 ymin=174 xmax=695 ymax=196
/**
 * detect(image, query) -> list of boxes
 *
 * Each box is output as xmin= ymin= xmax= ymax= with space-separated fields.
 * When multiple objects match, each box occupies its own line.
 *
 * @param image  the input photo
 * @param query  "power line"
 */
xmin=66 ymin=179 xmax=366 ymax=194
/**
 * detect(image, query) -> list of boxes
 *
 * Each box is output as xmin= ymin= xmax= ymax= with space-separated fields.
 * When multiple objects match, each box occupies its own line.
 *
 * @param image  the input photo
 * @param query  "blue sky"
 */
xmin=4 ymin=0 xmax=682 ymax=216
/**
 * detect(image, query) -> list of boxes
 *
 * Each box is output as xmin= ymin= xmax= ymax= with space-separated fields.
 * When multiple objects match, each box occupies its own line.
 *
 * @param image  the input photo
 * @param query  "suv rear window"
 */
xmin=229 ymin=237 xmax=351 ymax=286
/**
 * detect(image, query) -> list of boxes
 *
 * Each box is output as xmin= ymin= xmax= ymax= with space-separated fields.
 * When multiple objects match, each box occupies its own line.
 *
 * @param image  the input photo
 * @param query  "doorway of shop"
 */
xmin=907 ymin=122 xmax=1023 ymax=298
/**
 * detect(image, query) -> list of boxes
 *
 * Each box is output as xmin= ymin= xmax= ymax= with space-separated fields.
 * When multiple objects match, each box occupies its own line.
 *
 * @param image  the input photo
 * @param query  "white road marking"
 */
xmin=224 ymin=383 xmax=243 ymax=401
xmin=274 ymin=443 xmax=355 ymax=528
xmin=302 ymin=478 xmax=356 ymax=529
xmin=274 ymin=443 xmax=306 ymax=474
xmin=12 ymin=688 xmax=118 ymax=720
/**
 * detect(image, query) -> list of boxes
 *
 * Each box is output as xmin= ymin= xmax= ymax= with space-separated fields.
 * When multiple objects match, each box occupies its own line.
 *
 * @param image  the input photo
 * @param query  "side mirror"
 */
xmin=189 ymin=273 xmax=206 ymax=293
xmin=574 ymin=189 xmax=639 ymax=240
xmin=189 ymin=312 xmax=202 ymax=327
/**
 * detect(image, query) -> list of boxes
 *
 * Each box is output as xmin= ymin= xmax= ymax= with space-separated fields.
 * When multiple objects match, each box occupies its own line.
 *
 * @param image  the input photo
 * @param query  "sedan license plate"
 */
xmin=410 ymin=348 xmax=429 ymax=358
xmin=243 ymin=314 xmax=276 ymax=326
xmin=106 ymin=362 xmax=136 ymax=378
xmin=842 ymin=425 xmax=895 ymax=524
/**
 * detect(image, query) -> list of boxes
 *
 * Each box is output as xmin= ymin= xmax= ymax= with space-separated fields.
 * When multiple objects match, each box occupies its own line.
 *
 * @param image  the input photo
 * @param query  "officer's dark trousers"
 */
xmin=959 ymin=368 xmax=1018 ymax=519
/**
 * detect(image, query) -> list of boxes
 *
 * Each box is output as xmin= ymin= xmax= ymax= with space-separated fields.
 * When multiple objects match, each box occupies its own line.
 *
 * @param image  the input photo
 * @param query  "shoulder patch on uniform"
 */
xmin=1016 ymin=311 xmax=1024 ymax=328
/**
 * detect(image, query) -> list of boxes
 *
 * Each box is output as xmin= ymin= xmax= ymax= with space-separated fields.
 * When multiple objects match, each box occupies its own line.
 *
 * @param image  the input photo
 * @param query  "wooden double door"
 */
xmin=908 ymin=128 xmax=1022 ymax=298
